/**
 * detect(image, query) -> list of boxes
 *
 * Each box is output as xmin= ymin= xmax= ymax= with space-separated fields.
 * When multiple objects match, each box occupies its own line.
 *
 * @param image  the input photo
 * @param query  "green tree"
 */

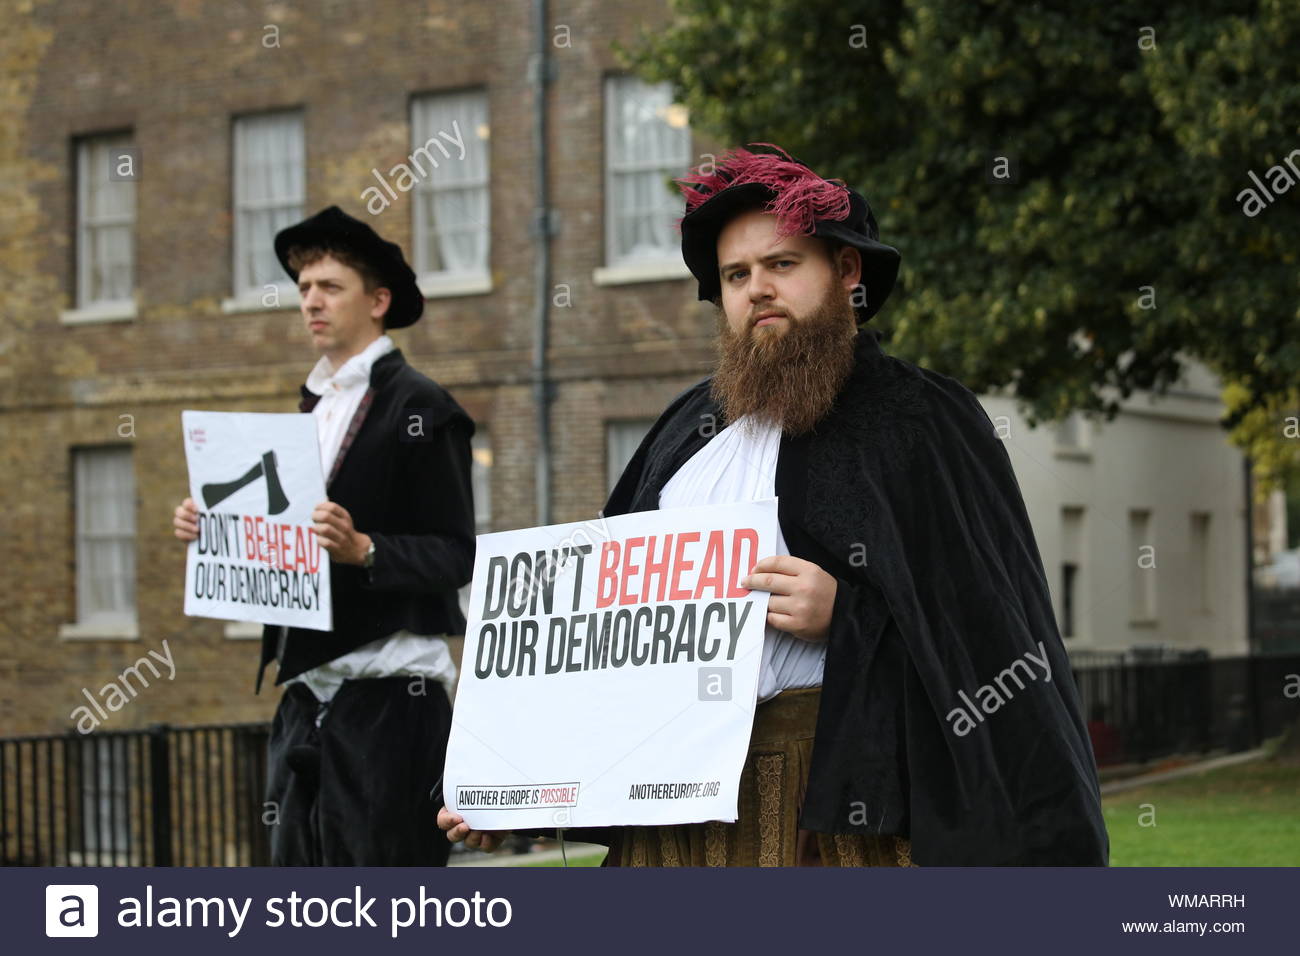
xmin=626 ymin=0 xmax=1300 ymax=490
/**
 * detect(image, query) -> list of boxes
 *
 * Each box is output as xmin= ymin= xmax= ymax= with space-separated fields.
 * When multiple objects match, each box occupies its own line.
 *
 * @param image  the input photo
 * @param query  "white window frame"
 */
xmin=596 ymin=76 xmax=692 ymax=285
xmin=62 ymin=446 xmax=138 ymax=640
xmin=411 ymin=89 xmax=492 ymax=297
xmin=228 ymin=110 xmax=305 ymax=310
xmin=70 ymin=133 xmax=137 ymax=320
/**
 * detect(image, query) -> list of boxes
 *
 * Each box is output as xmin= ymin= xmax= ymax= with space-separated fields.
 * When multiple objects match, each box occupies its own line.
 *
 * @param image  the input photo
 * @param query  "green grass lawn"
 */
xmin=522 ymin=850 xmax=605 ymax=867
xmin=514 ymin=759 xmax=1300 ymax=867
xmin=1101 ymin=759 xmax=1300 ymax=866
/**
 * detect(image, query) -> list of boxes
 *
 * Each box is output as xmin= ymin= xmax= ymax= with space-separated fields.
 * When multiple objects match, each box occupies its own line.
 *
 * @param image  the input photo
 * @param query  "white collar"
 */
xmin=306 ymin=335 xmax=395 ymax=395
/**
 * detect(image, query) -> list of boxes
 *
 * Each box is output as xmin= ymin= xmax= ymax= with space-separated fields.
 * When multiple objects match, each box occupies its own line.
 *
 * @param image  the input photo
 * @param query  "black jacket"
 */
xmin=603 ymin=329 xmax=1109 ymax=866
xmin=256 ymin=349 xmax=476 ymax=692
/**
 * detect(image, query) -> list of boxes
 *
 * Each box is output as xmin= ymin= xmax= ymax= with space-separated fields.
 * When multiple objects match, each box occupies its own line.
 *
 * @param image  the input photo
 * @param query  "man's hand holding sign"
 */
xmin=744 ymin=555 xmax=836 ymax=643
xmin=310 ymin=501 xmax=373 ymax=567
xmin=174 ymin=498 xmax=371 ymax=566
xmin=178 ymin=496 xmax=372 ymax=568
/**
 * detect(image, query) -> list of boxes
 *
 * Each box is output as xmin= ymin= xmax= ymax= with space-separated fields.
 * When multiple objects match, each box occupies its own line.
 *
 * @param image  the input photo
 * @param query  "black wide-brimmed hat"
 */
xmin=274 ymin=205 xmax=424 ymax=328
xmin=678 ymin=145 xmax=900 ymax=322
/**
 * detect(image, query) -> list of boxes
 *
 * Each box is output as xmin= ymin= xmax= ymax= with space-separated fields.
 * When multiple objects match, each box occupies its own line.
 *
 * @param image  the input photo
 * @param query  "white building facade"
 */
xmin=982 ymin=358 xmax=1249 ymax=659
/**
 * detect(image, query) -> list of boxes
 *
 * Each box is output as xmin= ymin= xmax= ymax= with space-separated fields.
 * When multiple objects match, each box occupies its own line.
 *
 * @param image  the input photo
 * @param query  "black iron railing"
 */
xmin=1071 ymin=652 xmax=1300 ymax=766
xmin=0 ymin=723 xmax=270 ymax=867
xmin=3 ymin=652 xmax=1297 ymax=865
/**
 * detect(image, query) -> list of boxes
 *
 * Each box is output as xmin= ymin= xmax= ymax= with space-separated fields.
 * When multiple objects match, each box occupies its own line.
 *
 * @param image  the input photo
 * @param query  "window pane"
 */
xmin=471 ymin=430 xmax=492 ymax=534
xmin=233 ymin=112 xmax=304 ymax=296
xmin=607 ymin=420 xmax=655 ymax=492
xmin=75 ymin=448 xmax=136 ymax=621
xmin=605 ymin=77 xmax=690 ymax=264
xmin=77 ymin=134 xmax=136 ymax=307
xmin=411 ymin=90 xmax=490 ymax=277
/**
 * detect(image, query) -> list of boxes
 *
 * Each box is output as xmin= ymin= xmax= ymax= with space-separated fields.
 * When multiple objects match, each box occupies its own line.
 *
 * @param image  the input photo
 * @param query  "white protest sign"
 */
xmin=181 ymin=411 xmax=331 ymax=631
xmin=444 ymin=498 xmax=778 ymax=830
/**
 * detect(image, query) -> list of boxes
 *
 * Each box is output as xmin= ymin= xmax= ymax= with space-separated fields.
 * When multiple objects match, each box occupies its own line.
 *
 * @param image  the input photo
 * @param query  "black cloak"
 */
xmin=602 ymin=329 xmax=1109 ymax=866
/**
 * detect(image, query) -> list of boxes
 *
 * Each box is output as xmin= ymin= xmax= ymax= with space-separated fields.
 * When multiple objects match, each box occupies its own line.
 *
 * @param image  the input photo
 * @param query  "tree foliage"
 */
xmin=625 ymin=0 xmax=1300 ymax=488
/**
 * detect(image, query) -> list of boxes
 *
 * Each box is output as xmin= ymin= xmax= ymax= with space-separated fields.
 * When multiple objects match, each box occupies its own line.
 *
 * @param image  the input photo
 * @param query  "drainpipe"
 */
xmin=530 ymin=0 xmax=554 ymax=525
xmin=1244 ymin=455 xmax=1257 ymax=654
xmin=1244 ymin=455 xmax=1261 ymax=749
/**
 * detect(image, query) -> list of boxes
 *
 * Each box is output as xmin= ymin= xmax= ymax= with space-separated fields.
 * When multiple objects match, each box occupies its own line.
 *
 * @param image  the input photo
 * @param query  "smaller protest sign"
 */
xmin=181 ymin=411 xmax=331 ymax=630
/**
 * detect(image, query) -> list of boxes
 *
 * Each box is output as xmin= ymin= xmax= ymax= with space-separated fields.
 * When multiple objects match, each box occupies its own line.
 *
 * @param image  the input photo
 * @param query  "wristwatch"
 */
xmin=362 ymin=540 xmax=376 ymax=569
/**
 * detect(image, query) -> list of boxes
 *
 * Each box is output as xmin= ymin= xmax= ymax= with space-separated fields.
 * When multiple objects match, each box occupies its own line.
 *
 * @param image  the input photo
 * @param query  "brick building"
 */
xmin=1 ymin=0 xmax=713 ymax=736
xmin=0 ymin=0 xmax=1265 ymax=748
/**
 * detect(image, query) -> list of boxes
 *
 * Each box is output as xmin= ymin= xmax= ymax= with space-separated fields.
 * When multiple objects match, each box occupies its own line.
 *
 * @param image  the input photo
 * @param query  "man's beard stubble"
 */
xmin=711 ymin=287 xmax=858 ymax=436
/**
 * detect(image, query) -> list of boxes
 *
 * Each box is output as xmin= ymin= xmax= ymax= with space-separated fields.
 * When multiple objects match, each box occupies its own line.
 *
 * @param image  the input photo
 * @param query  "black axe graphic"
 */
xmin=201 ymin=450 xmax=290 ymax=514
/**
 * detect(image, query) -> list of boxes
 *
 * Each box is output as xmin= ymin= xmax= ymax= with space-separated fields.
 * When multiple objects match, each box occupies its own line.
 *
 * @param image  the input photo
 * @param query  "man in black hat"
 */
xmin=440 ymin=145 xmax=1107 ymax=866
xmin=174 ymin=206 xmax=475 ymax=865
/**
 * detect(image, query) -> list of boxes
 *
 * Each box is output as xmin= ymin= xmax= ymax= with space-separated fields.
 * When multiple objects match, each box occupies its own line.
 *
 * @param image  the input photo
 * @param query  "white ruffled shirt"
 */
xmin=658 ymin=415 xmax=826 ymax=703
xmin=304 ymin=335 xmax=396 ymax=480
xmin=286 ymin=335 xmax=458 ymax=706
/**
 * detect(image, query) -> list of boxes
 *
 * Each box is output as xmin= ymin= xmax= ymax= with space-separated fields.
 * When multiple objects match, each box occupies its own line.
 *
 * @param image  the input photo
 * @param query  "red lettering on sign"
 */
xmin=728 ymin=528 xmax=758 ymax=597
xmin=668 ymin=532 xmax=701 ymax=601
xmin=596 ymin=541 xmax=621 ymax=608
xmin=641 ymin=534 xmax=673 ymax=603
xmin=694 ymin=529 xmax=726 ymax=600
xmin=243 ymin=516 xmax=257 ymax=561
xmin=619 ymin=537 xmax=645 ymax=606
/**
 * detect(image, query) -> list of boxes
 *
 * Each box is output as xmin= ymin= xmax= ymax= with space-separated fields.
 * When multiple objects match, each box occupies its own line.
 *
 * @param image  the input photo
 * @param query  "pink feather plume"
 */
xmin=677 ymin=143 xmax=851 ymax=237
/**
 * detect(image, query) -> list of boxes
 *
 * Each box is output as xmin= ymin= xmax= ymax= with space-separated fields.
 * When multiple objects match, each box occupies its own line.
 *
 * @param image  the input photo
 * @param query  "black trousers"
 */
xmin=265 ymin=675 xmax=452 ymax=866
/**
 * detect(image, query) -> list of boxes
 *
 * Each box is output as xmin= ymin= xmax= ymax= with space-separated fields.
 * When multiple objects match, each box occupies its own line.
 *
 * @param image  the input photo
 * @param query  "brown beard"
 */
xmin=711 ymin=287 xmax=858 ymax=436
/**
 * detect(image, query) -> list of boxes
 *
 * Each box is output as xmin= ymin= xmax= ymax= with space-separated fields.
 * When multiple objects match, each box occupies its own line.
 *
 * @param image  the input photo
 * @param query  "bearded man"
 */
xmin=441 ymin=146 xmax=1108 ymax=866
